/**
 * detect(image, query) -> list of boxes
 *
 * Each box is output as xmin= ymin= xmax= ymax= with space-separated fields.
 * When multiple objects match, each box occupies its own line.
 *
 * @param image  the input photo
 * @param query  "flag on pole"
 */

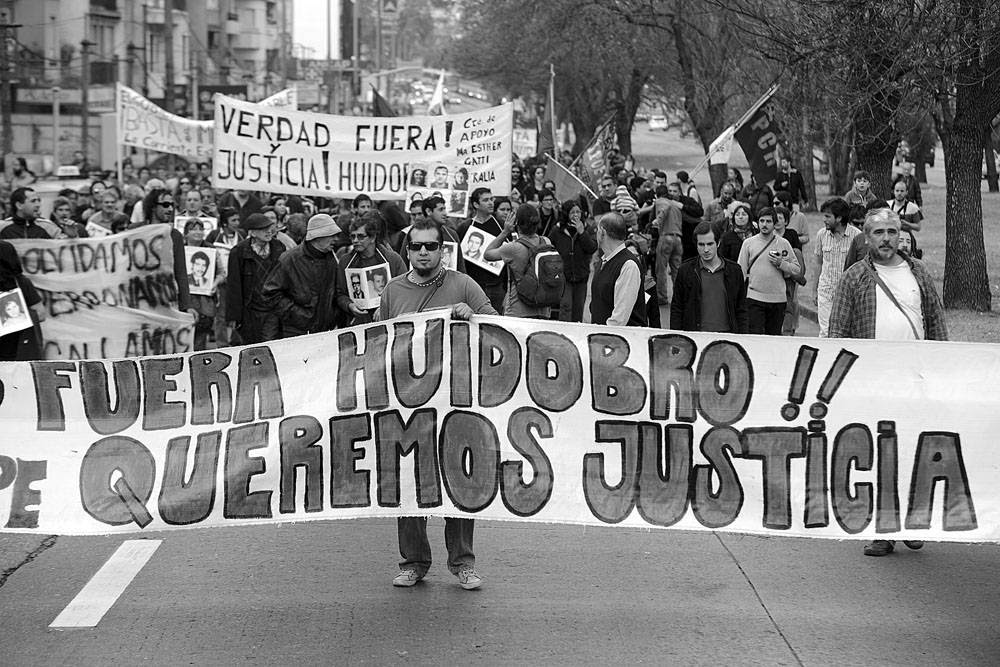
xmin=733 ymin=85 xmax=782 ymax=185
xmin=371 ymin=85 xmax=397 ymax=117
xmin=545 ymin=154 xmax=597 ymax=207
xmin=574 ymin=114 xmax=618 ymax=192
xmin=688 ymin=85 xmax=780 ymax=182
xmin=536 ymin=64 xmax=557 ymax=158
xmin=427 ymin=70 xmax=446 ymax=115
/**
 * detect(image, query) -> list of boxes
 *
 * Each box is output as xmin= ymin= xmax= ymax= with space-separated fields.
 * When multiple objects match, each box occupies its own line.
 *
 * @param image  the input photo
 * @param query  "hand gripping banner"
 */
xmin=0 ymin=312 xmax=994 ymax=540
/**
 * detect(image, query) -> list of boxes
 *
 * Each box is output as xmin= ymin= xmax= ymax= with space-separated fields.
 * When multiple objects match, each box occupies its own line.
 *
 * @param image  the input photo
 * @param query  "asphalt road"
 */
xmin=2 ymin=520 xmax=999 ymax=665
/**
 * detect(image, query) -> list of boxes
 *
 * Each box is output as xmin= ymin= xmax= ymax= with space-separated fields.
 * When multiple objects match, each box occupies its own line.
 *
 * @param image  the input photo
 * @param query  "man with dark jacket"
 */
xmin=773 ymin=158 xmax=809 ymax=210
xmin=226 ymin=213 xmax=286 ymax=343
xmin=671 ymin=221 xmax=748 ymax=333
xmin=1 ymin=188 xmax=53 ymax=239
xmin=261 ymin=214 xmax=345 ymax=337
xmin=458 ymin=187 xmax=506 ymax=313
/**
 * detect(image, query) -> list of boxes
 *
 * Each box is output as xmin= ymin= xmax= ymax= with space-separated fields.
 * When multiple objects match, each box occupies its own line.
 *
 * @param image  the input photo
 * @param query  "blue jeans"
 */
xmin=397 ymin=517 xmax=475 ymax=576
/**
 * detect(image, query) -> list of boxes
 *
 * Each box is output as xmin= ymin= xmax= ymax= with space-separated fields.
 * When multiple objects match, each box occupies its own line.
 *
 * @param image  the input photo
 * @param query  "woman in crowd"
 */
xmin=718 ymin=200 xmax=757 ymax=263
xmin=551 ymin=198 xmax=597 ymax=322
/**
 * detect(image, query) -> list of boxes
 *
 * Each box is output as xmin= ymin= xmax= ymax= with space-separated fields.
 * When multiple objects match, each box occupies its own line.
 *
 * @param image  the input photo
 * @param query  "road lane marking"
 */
xmin=49 ymin=539 xmax=162 ymax=628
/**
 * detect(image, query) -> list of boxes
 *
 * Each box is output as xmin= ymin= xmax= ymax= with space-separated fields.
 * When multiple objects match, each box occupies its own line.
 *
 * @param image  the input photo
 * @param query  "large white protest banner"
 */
xmin=9 ymin=225 xmax=195 ymax=360
xmin=212 ymin=95 xmax=513 ymax=200
xmin=118 ymin=84 xmax=216 ymax=160
xmin=0 ymin=312 xmax=995 ymax=541
xmin=117 ymin=84 xmax=298 ymax=160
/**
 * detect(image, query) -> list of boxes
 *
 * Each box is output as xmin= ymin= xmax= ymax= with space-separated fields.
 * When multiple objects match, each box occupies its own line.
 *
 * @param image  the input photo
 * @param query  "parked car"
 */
xmin=648 ymin=115 xmax=668 ymax=131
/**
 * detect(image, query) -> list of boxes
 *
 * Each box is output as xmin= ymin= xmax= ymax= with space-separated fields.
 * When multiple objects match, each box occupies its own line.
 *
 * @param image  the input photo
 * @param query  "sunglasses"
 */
xmin=157 ymin=201 xmax=174 ymax=208
xmin=407 ymin=241 xmax=441 ymax=252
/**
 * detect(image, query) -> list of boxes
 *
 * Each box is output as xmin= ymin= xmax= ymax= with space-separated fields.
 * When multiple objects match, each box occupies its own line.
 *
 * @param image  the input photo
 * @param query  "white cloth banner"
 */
xmin=0 ymin=311 xmax=995 ymax=540
xmin=212 ymin=95 xmax=514 ymax=200
xmin=10 ymin=225 xmax=195 ymax=360
xmin=117 ymin=84 xmax=298 ymax=159
xmin=118 ymin=83 xmax=215 ymax=159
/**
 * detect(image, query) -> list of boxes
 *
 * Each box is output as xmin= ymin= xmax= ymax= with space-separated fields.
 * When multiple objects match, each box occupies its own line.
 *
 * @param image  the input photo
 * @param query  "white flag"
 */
xmin=428 ymin=71 xmax=446 ymax=115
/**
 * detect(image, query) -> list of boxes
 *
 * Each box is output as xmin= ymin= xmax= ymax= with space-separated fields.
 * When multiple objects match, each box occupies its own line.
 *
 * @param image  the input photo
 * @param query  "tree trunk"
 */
xmin=825 ymin=132 xmax=853 ymax=196
xmin=941 ymin=122 xmax=991 ymax=310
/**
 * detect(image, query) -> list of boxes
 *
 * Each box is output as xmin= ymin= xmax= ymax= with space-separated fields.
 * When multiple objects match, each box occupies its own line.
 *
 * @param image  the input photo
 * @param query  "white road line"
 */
xmin=49 ymin=539 xmax=162 ymax=628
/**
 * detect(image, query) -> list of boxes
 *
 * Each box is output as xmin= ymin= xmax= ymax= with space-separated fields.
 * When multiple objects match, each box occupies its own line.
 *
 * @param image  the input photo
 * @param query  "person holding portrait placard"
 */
xmin=0 ymin=241 xmax=45 ymax=360
xmin=336 ymin=215 xmax=406 ymax=325
xmin=458 ymin=188 xmax=507 ymax=313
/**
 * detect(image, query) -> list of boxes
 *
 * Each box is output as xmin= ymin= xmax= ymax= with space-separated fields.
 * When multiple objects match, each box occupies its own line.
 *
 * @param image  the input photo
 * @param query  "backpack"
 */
xmin=514 ymin=237 xmax=565 ymax=307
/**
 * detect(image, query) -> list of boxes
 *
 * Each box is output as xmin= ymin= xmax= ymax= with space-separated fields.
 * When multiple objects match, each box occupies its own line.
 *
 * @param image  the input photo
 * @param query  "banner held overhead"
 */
xmin=212 ymin=95 xmax=514 ymax=200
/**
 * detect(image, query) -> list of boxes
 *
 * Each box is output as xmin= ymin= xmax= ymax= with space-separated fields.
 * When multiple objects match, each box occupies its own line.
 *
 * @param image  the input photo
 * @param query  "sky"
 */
xmin=291 ymin=0 xmax=339 ymax=60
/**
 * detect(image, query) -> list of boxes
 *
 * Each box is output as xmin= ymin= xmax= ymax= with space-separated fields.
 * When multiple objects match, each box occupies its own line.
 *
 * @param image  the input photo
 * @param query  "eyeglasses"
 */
xmin=407 ymin=241 xmax=441 ymax=252
xmin=157 ymin=201 xmax=174 ymax=208
xmin=349 ymin=233 xmax=369 ymax=240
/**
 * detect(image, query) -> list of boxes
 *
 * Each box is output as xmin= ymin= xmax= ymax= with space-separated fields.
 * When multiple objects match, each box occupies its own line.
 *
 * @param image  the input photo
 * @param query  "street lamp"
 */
xmin=52 ymin=86 xmax=61 ymax=170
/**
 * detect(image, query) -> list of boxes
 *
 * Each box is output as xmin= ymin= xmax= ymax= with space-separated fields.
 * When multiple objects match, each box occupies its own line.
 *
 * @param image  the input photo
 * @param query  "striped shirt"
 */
xmin=815 ymin=226 xmax=861 ymax=292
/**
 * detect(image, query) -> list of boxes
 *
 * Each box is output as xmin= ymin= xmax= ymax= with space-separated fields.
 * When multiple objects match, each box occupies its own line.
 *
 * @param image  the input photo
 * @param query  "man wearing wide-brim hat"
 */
xmin=262 ymin=213 xmax=349 ymax=337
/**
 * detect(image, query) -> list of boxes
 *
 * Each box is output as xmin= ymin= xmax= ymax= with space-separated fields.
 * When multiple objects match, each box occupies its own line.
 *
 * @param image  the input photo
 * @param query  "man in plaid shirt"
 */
xmin=828 ymin=207 xmax=947 ymax=556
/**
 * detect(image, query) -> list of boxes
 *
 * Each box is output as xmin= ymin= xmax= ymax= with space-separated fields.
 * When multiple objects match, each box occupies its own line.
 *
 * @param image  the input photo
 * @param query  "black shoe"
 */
xmin=903 ymin=540 xmax=925 ymax=550
xmin=864 ymin=540 xmax=895 ymax=556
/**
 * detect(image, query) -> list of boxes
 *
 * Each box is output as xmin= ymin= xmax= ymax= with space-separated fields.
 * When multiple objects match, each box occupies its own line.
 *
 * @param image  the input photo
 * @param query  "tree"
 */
xmin=925 ymin=0 xmax=1000 ymax=310
xmin=453 ymin=0 xmax=667 ymax=155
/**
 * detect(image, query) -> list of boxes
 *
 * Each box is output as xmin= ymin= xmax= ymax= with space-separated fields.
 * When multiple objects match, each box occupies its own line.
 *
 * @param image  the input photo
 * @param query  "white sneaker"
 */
xmin=392 ymin=569 xmax=422 ymax=587
xmin=457 ymin=567 xmax=482 ymax=590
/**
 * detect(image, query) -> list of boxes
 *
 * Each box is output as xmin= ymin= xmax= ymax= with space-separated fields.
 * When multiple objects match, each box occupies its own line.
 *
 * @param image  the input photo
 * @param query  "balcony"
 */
xmin=90 ymin=0 xmax=119 ymax=13
xmin=233 ymin=32 xmax=267 ymax=51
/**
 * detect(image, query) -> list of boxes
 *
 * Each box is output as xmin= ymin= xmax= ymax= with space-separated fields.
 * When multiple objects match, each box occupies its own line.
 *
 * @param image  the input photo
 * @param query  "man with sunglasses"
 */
xmin=378 ymin=218 xmax=496 ymax=591
xmin=129 ymin=188 xmax=193 ymax=312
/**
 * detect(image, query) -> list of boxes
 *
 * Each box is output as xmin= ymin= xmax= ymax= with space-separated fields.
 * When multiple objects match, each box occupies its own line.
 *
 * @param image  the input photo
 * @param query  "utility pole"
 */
xmin=278 ymin=0 xmax=287 ymax=89
xmin=163 ymin=0 xmax=175 ymax=113
xmin=81 ymin=38 xmax=93 ymax=160
xmin=0 ymin=16 xmax=21 ymax=158
xmin=163 ymin=0 xmax=175 ymax=170
xmin=52 ymin=86 xmax=60 ymax=168
xmin=126 ymin=42 xmax=137 ymax=89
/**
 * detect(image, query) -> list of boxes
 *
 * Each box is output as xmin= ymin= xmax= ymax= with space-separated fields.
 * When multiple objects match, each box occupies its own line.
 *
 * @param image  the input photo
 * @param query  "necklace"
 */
xmin=407 ymin=267 xmax=445 ymax=287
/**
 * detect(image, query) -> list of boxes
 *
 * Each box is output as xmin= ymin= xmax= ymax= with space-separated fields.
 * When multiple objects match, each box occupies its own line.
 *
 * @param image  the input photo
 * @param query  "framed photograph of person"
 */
xmin=408 ymin=164 xmax=429 ymax=188
xmin=441 ymin=241 xmax=458 ymax=271
xmin=460 ymin=226 xmax=503 ymax=275
xmin=184 ymin=247 xmax=217 ymax=296
xmin=451 ymin=167 xmax=469 ymax=191
xmin=447 ymin=189 xmax=468 ymax=218
xmin=405 ymin=188 xmax=435 ymax=211
xmin=428 ymin=164 xmax=450 ymax=189
xmin=84 ymin=220 xmax=113 ymax=238
xmin=0 ymin=287 xmax=33 ymax=335
xmin=174 ymin=215 xmax=218 ymax=234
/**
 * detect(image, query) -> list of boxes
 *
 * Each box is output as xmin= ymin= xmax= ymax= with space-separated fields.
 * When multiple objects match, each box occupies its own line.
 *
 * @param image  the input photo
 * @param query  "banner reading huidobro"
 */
xmin=0 ymin=312 xmax=995 ymax=539
xmin=212 ymin=95 xmax=514 ymax=200
xmin=10 ymin=225 xmax=195 ymax=360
